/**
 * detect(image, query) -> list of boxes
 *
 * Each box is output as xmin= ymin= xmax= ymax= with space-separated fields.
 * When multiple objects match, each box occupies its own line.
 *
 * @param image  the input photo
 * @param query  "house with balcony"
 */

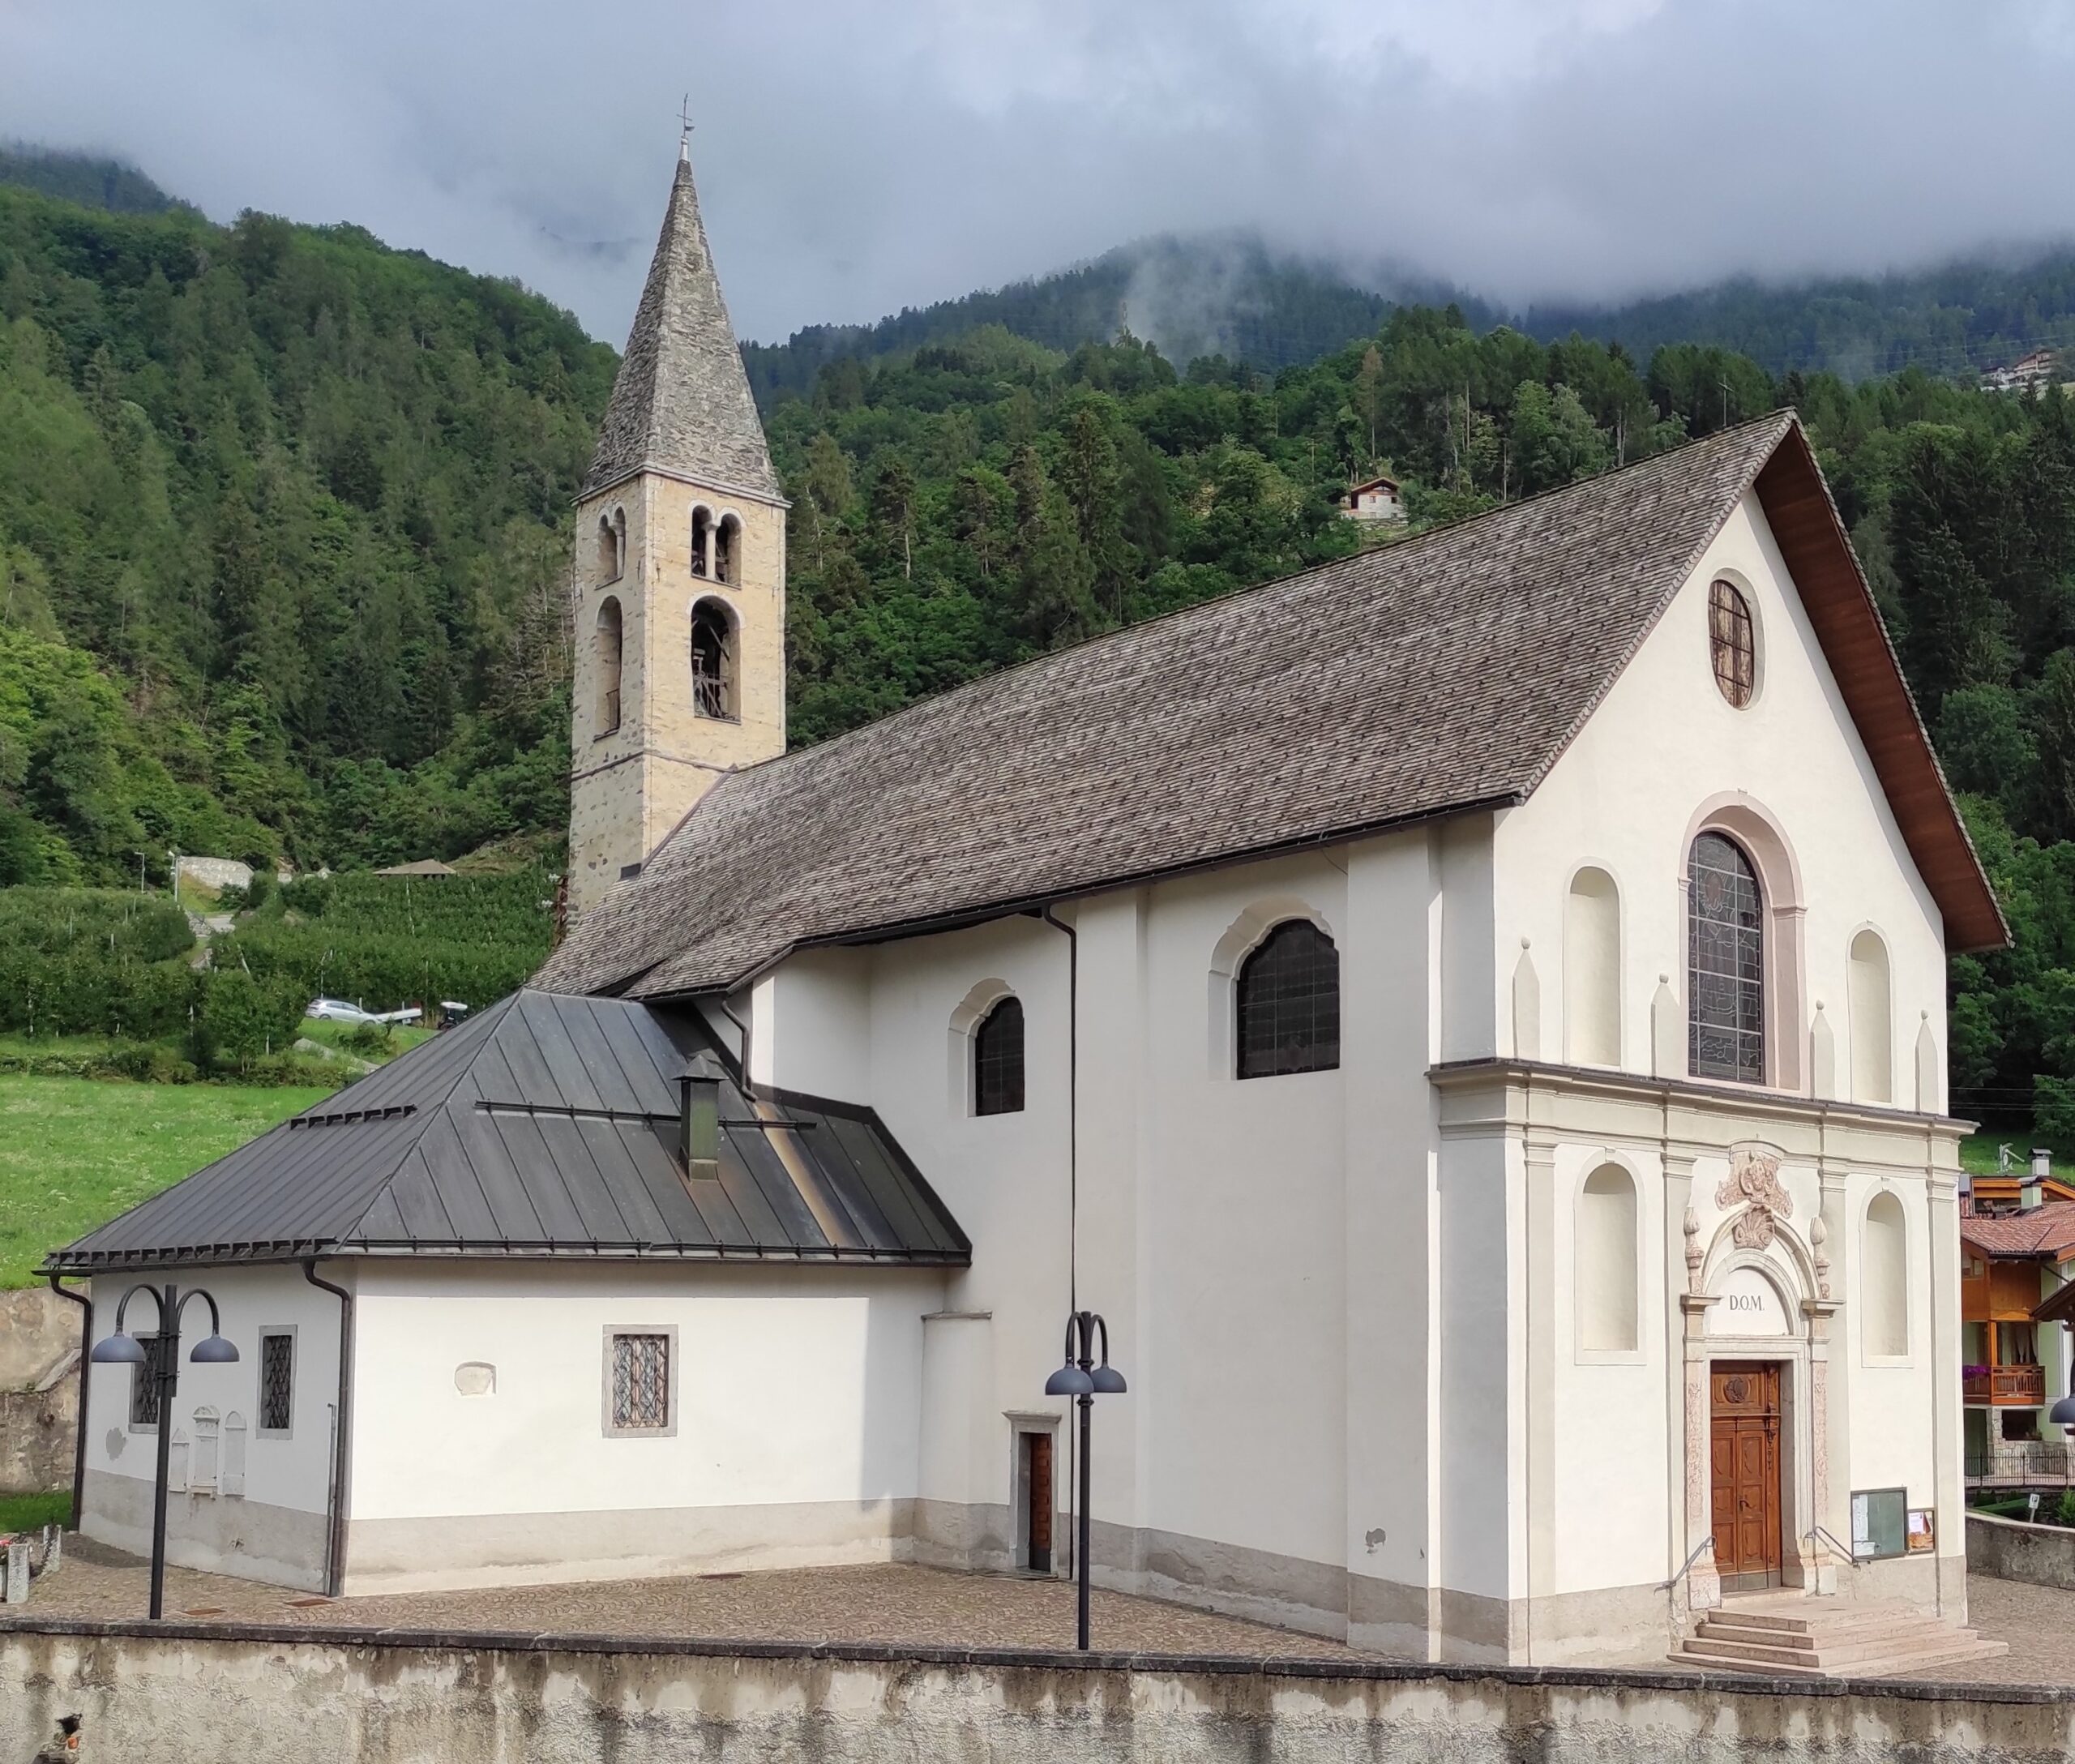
xmin=1960 ymin=1198 xmax=2075 ymax=1483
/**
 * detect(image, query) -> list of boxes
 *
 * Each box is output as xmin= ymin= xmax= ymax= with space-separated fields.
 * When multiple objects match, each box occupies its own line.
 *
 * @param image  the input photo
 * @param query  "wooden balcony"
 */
xmin=1964 ymin=1363 xmax=2047 ymax=1406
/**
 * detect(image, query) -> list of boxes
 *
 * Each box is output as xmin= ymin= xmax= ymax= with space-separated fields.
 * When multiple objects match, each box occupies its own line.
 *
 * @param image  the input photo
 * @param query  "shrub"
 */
xmin=190 ymin=969 xmax=304 ymax=1067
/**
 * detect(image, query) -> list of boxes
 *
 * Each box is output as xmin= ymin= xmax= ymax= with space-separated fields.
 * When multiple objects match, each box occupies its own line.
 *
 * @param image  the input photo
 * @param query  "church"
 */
xmin=50 ymin=143 xmax=2010 ymax=1667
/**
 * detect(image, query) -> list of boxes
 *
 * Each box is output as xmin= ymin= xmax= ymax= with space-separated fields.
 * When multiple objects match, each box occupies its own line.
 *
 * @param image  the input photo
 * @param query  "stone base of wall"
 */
xmin=82 ymin=1471 xmax=326 ymax=1593
xmin=3 ymin=1621 xmax=2070 ymax=1764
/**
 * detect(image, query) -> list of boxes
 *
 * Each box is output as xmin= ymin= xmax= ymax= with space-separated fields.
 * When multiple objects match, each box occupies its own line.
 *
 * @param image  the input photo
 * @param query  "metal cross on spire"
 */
xmin=678 ymin=94 xmax=695 ymax=162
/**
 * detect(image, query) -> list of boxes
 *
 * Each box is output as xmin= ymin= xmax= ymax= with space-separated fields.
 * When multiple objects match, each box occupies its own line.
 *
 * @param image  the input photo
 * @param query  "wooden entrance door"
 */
xmin=1022 ymin=1432 xmax=1054 ymax=1573
xmin=1709 ymin=1362 xmax=1783 ymax=1591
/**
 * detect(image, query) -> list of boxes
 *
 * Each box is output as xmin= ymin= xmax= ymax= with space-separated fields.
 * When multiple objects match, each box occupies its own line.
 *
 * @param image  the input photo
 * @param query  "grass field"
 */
xmin=1961 ymin=1130 xmax=2058 ymax=1177
xmin=0 ymin=1076 xmax=323 ymax=1288
xmin=0 ymin=1491 xmax=69 ymax=1534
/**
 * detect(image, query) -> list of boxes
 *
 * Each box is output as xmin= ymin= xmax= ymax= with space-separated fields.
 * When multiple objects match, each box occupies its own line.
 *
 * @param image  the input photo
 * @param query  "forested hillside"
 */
xmin=7 ymin=160 xmax=2075 ymax=1122
xmin=0 ymin=173 xmax=612 ymax=884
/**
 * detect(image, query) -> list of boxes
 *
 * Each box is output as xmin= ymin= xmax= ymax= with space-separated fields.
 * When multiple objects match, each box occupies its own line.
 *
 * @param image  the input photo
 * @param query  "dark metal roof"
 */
xmin=537 ymin=413 xmax=2001 ymax=1005
xmin=44 ymin=991 xmax=967 ymax=1274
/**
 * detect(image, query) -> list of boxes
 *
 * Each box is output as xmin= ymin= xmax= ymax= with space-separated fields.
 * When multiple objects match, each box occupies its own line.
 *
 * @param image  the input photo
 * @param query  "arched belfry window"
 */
xmin=1236 ymin=920 xmax=1340 ymax=1079
xmin=691 ymin=598 xmax=737 ymax=720
xmin=1688 ymin=832 xmax=1764 ymax=1083
xmin=1709 ymin=579 xmax=1755 ymax=707
xmin=715 ymin=513 xmax=741 ymax=585
xmin=597 ymin=511 xmax=624 ymax=584
xmin=595 ymin=597 xmax=623 ymax=735
xmin=974 ymin=995 xmax=1025 ymax=1115
xmin=691 ymin=506 xmax=713 ymax=578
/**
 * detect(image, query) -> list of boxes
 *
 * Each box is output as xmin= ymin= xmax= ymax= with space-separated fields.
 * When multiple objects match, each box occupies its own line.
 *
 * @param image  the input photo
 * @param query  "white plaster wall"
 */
xmin=1494 ymin=491 xmax=1948 ymax=1102
xmin=1842 ymin=1172 xmax=1938 ymax=1508
xmin=1438 ymin=1127 xmax=1515 ymax=1604
xmin=1549 ymin=1143 xmax=1668 ymax=1595
xmin=759 ymin=948 xmax=873 ymax=1099
xmin=345 ymin=1261 xmax=939 ymax=1521
xmin=81 ymin=1264 xmax=343 ymax=1522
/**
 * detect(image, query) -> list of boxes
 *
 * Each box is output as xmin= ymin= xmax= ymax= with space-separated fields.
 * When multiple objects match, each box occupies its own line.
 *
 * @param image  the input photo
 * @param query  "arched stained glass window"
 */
xmin=1236 ymin=921 xmax=1340 ymax=1079
xmin=1688 ymin=832 xmax=1764 ymax=1083
xmin=974 ymin=995 xmax=1025 ymax=1115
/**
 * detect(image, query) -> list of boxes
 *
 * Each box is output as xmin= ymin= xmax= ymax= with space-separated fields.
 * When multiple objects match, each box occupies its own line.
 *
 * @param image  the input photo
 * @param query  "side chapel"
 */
xmin=53 ymin=143 xmax=2012 ymax=1666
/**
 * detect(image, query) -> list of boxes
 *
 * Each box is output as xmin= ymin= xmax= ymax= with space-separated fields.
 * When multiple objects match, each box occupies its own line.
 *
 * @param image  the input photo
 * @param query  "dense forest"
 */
xmin=6 ymin=155 xmax=2075 ymax=1122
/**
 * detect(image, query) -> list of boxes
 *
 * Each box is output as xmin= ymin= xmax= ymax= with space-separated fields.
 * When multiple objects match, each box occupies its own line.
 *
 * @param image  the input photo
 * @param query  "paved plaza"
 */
xmin=12 ymin=1541 xmax=2075 ymax=1688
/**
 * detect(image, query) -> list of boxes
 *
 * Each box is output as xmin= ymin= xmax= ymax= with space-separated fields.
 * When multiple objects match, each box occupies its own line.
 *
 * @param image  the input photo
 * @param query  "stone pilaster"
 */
xmin=1679 ymin=1291 xmax=1722 ymax=1612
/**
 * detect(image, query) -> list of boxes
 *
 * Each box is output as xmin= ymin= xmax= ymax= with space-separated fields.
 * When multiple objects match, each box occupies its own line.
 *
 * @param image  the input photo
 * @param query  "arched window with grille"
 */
xmin=595 ymin=597 xmax=622 ymax=735
xmin=1236 ymin=920 xmax=1340 ymax=1079
xmin=691 ymin=598 xmax=736 ymax=720
xmin=973 ymin=995 xmax=1025 ymax=1115
xmin=1688 ymin=831 xmax=1764 ymax=1083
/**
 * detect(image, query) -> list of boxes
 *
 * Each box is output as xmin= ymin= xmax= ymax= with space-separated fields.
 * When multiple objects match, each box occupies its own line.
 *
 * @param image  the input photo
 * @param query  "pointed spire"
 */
xmin=584 ymin=150 xmax=777 ymax=501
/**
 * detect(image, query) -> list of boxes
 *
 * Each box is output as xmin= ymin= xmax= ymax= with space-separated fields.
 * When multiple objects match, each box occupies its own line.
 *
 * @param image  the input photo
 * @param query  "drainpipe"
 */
xmin=1038 ymin=904 xmax=1080 ymax=1578
xmin=302 ymin=1260 xmax=353 ymax=1598
xmin=46 ymin=1274 xmax=91 ymax=1526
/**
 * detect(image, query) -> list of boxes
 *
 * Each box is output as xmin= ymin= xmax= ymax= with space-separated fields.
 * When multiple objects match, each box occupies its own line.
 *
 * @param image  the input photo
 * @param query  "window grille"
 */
xmin=259 ymin=1331 xmax=295 ymax=1435
xmin=1236 ymin=921 xmax=1341 ymax=1079
xmin=1709 ymin=580 xmax=1755 ymax=707
xmin=974 ymin=996 xmax=1025 ymax=1115
xmin=130 ymin=1334 xmax=166 ymax=1429
xmin=1688 ymin=832 xmax=1764 ymax=1082
xmin=610 ymin=1333 xmax=670 ymax=1431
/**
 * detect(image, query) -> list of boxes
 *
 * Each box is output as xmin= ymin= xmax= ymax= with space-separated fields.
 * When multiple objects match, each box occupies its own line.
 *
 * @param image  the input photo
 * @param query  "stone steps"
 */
xmin=1671 ymin=1598 xmax=2009 ymax=1679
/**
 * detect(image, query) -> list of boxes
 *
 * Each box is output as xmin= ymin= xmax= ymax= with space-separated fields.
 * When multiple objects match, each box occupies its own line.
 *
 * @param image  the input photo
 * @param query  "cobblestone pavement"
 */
xmin=14 ymin=1539 xmax=1371 ymax=1659
xmin=15 ymin=1543 xmax=2075 ymax=1685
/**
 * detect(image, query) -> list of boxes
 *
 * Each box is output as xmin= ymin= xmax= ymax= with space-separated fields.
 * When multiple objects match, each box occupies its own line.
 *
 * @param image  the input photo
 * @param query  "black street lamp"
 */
xmin=1044 ymin=1309 xmax=1127 ymax=1651
xmin=89 ymin=1282 xmax=238 ymax=1619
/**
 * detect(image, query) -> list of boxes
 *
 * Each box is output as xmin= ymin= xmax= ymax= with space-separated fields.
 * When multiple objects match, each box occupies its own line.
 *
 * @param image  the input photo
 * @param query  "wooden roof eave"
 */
xmin=1752 ymin=423 xmax=2009 ymax=954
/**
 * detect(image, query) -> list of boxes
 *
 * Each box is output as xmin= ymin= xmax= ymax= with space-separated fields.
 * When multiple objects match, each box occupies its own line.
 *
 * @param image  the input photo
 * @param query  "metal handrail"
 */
xmin=1806 ymin=1524 xmax=1861 ymax=1569
xmin=1658 ymin=1534 xmax=1715 ymax=1591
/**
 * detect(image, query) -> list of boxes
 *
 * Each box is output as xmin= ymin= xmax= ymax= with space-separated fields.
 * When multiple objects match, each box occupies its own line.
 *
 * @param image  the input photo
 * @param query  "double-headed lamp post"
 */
xmin=1044 ymin=1309 xmax=1127 ymax=1651
xmin=89 ymin=1282 xmax=238 ymax=1620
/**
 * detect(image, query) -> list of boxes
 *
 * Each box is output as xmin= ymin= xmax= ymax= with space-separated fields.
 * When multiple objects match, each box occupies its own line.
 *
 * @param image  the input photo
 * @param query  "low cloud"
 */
xmin=3 ymin=1 xmax=2073 ymax=349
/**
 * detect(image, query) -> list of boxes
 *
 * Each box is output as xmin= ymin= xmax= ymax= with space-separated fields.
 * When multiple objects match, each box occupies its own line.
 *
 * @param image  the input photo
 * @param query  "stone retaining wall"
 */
xmin=0 ymin=1288 xmax=81 ymax=1497
xmin=1968 ymin=1509 xmax=2075 ymax=1593
xmin=2 ymin=1619 xmax=2071 ymax=1763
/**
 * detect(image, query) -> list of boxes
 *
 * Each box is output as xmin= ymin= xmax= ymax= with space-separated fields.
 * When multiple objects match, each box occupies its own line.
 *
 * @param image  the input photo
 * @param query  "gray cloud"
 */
xmin=3 ymin=0 xmax=2073 ymax=350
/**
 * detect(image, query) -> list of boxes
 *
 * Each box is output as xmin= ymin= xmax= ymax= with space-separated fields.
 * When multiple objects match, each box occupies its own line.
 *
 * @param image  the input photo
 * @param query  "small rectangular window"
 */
xmin=604 ymin=1327 xmax=676 ymax=1436
xmin=129 ymin=1334 xmax=165 ymax=1431
xmin=259 ymin=1329 xmax=296 ymax=1436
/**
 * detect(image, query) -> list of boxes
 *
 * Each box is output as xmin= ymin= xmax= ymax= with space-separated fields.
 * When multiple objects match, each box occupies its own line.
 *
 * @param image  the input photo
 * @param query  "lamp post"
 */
xmin=1044 ymin=1309 xmax=1127 ymax=1651
xmin=88 ymin=1282 xmax=238 ymax=1619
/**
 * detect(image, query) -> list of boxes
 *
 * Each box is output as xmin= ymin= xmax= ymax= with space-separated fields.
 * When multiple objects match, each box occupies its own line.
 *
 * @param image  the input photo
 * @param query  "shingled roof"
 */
xmin=583 ymin=146 xmax=778 ymax=502
xmin=540 ymin=413 xmax=2005 ymax=1002
xmin=44 ymin=991 xmax=967 ymax=1273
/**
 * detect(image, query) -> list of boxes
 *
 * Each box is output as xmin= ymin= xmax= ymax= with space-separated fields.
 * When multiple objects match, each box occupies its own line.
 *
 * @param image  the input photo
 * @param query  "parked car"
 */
xmin=306 ymin=998 xmax=376 ymax=1023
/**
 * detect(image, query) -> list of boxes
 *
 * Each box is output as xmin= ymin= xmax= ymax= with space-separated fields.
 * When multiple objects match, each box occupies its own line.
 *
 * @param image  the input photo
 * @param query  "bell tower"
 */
xmin=567 ymin=135 xmax=787 ymax=914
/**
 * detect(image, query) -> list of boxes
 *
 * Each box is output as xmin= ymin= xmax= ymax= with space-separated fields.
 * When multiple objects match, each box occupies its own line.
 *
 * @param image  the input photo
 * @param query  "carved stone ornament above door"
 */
xmin=1716 ymin=1148 xmax=1792 ymax=1252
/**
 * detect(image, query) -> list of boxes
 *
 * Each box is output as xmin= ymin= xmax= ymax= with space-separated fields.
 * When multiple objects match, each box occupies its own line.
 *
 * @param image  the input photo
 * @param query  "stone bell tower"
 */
xmin=567 ymin=136 xmax=787 ymax=914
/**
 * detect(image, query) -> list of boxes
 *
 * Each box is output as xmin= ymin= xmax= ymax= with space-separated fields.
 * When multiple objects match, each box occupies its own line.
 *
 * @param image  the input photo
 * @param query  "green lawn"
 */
xmin=1961 ymin=1129 xmax=2060 ymax=1178
xmin=0 ymin=1491 xmax=69 ymax=1534
xmin=0 ymin=1075 xmax=323 ymax=1288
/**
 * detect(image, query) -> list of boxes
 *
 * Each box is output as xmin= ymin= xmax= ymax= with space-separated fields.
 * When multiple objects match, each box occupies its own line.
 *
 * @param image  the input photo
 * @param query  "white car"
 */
xmin=306 ymin=998 xmax=376 ymax=1024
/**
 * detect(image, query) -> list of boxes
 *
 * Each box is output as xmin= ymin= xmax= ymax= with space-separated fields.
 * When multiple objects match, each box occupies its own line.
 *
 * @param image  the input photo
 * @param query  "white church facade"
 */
xmin=50 ymin=149 xmax=2009 ymax=1666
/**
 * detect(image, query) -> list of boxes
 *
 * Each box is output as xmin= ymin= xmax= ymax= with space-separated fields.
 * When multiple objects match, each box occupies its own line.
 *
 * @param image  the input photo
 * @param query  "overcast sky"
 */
xmin=4 ymin=0 xmax=2074 ymax=349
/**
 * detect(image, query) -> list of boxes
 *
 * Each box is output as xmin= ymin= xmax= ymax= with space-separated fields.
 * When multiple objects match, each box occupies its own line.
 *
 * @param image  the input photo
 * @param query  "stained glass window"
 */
xmin=1709 ymin=580 xmax=1756 ymax=707
xmin=129 ymin=1334 xmax=165 ymax=1430
xmin=1688 ymin=832 xmax=1764 ymax=1083
xmin=974 ymin=996 xmax=1025 ymax=1116
xmin=259 ymin=1331 xmax=294 ymax=1435
xmin=611 ymin=1333 xmax=670 ymax=1431
xmin=1237 ymin=920 xmax=1341 ymax=1080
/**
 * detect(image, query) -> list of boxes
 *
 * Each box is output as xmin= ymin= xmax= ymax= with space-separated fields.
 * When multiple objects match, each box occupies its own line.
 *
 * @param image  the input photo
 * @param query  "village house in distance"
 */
xmin=49 ymin=139 xmax=2016 ymax=1671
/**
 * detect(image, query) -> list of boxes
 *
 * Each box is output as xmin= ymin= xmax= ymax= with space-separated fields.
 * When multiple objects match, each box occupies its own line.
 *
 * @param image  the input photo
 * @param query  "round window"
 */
xmin=1709 ymin=580 xmax=1756 ymax=707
